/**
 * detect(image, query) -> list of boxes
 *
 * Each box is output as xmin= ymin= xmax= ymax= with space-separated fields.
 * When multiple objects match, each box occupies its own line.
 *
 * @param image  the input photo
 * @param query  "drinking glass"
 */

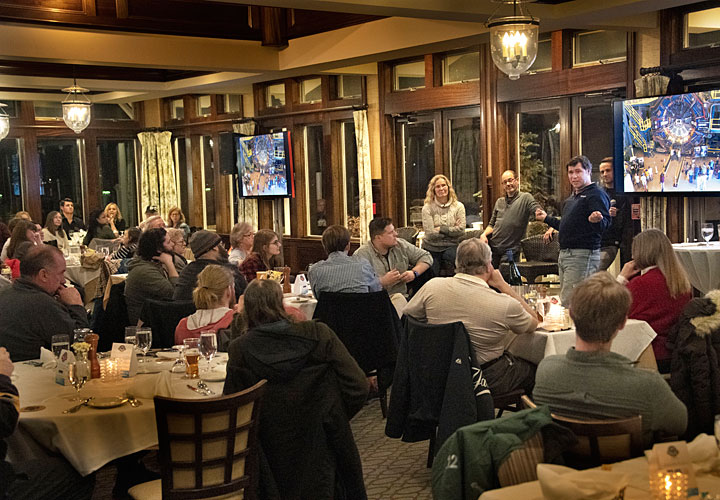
xmin=200 ymin=331 xmax=218 ymax=369
xmin=715 ymin=414 xmax=720 ymax=449
xmin=702 ymin=223 xmax=714 ymax=244
xmin=51 ymin=334 xmax=70 ymax=359
xmin=124 ymin=326 xmax=137 ymax=348
xmin=135 ymin=328 xmax=152 ymax=362
xmin=183 ymin=338 xmax=201 ymax=379
xmin=73 ymin=328 xmax=92 ymax=343
xmin=68 ymin=360 xmax=89 ymax=396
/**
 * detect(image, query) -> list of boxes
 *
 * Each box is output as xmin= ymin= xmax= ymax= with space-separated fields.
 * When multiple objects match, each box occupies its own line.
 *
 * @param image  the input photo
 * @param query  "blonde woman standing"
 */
xmin=421 ymin=174 xmax=466 ymax=276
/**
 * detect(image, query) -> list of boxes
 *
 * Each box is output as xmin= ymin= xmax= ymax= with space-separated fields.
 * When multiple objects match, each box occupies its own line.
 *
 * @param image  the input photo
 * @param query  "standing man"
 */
xmin=480 ymin=170 xmax=539 ymax=271
xmin=354 ymin=217 xmax=432 ymax=298
xmin=598 ymin=157 xmax=630 ymax=270
xmin=59 ymin=198 xmax=86 ymax=236
xmin=535 ymin=155 xmax=610 ymax=304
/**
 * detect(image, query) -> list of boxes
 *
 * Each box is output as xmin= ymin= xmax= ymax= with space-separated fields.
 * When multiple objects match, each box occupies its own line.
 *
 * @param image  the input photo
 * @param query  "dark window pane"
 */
xmin=170 ymin=99 xmax=184 ymax=120
xmin=342 ymin=122 xmax=360 ymax=236
xmin=174 ymin=137 xmax=190 ymax=220
xmin=0 ymin=139 xmax=23 ymax=221
xmin=34 ymin=101 xmax=64 ymax=119
xmin=443 ymin=52 xmax=480 ymax=84
xmin=574 ymin=30 xmax=626 ymax=66
xmin=530 ymin=37 xmax=552 ymax=72
xmin=402 ymin=119 xmax=435 ymax=226
xmin=449 ymin=117 xmax=481 ymax=225
xmin=197 ymin=96 xmax=212 ymax=117
xmin=38 ymin=139 xmax=83 ymax=221
xmin=301 ymin=78 xmax=322 ymax=103
xmin=305 ymin=125 xmax=327 ymax=236
xmin=266 ymin=84 xmax=285 ymax=107
xmin=393 ymin=60 xmax=425 ymax=91
xmin=338 ymin=76 xmax=362 ymax=99
xmin=202 ymin=136 xmax=215 ymax=228
xmin=98 ymin=140 xmax=137 ymax=227
xmin=685 ymin=8 xmax=720 ymax=48
xmin=94 ymin=104 xmax=131 ymax=120
xmin=579 ymin=104 xmax=613 ymax=185
xmin=519 ymin=111 xmax=562 ymax=216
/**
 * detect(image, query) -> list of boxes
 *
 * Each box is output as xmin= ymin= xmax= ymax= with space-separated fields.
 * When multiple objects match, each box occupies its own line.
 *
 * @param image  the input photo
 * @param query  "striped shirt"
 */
xmin=308 ymin=251 xmax=382 ymax=299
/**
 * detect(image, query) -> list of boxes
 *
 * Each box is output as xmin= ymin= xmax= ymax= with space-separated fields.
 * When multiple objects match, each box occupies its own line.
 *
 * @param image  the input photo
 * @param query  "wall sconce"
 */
xmin=62 ymin=79 xmax=92 ymax=134
xmin=487 ymin=0 xmax=539 ymax=81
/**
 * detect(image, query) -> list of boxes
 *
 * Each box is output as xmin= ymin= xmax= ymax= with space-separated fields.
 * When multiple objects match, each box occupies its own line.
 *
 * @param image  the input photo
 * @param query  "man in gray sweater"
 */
xmin=480 ymin=170 xmax=539 ymax=270
xmin=533 ymin=272 xmax=687 ymax=446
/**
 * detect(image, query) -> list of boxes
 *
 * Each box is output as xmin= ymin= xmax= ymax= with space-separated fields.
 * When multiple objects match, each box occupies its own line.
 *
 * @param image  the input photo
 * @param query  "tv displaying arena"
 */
xmin=614 ymin=90 xmax=720 ymax=194
xmin=235 ymin=131 xmax=294 ymax=198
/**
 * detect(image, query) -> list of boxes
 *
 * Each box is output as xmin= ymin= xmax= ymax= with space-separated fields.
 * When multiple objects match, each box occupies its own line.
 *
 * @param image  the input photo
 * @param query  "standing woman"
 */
xmin=238 ymin=229 xmax=282 ymax=283
xmin=104 ymin=202 xmax=126 ymax=236
xmin=83 ymin=209 xmax=116 ymax=246
xmin=421 ymin=174 xmax=466 ymax=277
xmin=228 ymin=222 xmax=254 ymax=265
xmin=618 ymin=228 xmax=692 ymax=373
xmin=42 ymin=211 xmax=69 ymax=253
xmin=167 ymin=206 xmax=190 ymax=238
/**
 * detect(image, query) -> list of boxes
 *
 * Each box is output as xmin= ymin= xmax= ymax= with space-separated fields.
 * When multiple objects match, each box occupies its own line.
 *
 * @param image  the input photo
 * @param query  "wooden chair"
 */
xmin=128 ymin=380 xmax=266 ymax=500
xmin=139 ymin=299 xmax=196 ymax=348
xmin=493 ymin=388 xmax=525 ymax=417
xmin=497 ymin=431 xmax=544 ymax=487
xmin=396 ymin=226 xmax=419 ymax=245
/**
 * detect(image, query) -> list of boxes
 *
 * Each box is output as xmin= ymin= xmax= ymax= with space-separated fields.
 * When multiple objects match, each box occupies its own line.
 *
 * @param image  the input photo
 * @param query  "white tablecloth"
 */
xmin=673 ymin=242 xmax=720 ymax=294
xmin=479 ymin=454 xmax=720 ymax=499
xmin=507 ymin=319 xmax=656 ymax=365
xmin=8 ymin=356 xmax=226 ymax=476
xmin=283 ymin=293 xmax=317 ymax=319
xmin=64 ymin=264 xmax=100 ymax=288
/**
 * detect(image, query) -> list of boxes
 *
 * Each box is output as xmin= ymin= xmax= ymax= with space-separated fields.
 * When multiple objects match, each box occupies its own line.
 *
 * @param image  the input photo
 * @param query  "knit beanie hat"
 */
xmin=190 ymin=230 xmax=221 ymax=258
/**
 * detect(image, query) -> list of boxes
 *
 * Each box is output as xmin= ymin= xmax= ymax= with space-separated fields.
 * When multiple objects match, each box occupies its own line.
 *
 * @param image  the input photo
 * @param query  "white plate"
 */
xmin=202 ymin=369 xmax=226 ymax=382
xmin=156 ymin=351 xmax=180 ymax=359
xmin=138 ymin=361 xmax=168 ymax=373
xmin=87 ymin=396 xmax=128 ymax=409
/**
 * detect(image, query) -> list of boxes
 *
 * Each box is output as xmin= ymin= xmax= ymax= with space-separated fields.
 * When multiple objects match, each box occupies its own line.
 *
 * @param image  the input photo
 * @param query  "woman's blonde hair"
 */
xmin=104 ymin=202 xmax=123 ymax=221
xmin=192 ymin=265 xmax=234 ymax=310
xmin=632 ymin=228 xmax=690 ymax=298
xmin=230 ymin=222 xmax=253 ymax=248
xmin=424 ymin=174 xmax=458 ymax=205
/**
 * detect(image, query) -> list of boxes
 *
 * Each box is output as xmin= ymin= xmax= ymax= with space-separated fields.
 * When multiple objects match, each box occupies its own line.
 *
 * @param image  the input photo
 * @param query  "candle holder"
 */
xmin=649 ymin=470 xmax=688 ymax=500
xmin=101 ymin=358 xmax=120 ymax=383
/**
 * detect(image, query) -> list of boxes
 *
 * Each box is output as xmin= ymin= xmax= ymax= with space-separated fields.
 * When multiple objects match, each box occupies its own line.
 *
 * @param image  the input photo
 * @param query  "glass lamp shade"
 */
xmin=488 ymin=17 xmax=539 ymax=80
xmin=61 ymin=84 xmax=92 ymax=134
xmin=0 ymin=115 xmax=8 ymax=141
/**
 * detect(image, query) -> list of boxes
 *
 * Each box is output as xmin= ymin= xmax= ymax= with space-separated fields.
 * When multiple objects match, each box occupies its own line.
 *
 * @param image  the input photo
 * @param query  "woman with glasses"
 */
xmin=238 ymin=229 xmax=282 ymax=283
xmin=166 ymin=228 xmax=188 ymax=273
xmin=228 ymin=222 xmax=254 ymax=266
xmin=166 ymin=206 xmax=190 ymax=238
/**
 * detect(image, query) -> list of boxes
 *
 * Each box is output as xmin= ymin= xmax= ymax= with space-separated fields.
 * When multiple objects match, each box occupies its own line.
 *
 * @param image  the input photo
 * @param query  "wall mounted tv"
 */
xmin=613 ymin=89 xmax=720 ymax=195
xmin=235 ymin=131 xmax=294 ymax=198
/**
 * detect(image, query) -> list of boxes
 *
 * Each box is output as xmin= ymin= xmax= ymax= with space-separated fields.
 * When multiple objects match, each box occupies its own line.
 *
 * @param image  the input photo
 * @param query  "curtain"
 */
xmin=634 ymin=74 xmax=670 ymax=99
xmin=138 ymin=131 xmax=177 ymax=220
xmin=232 ymin=122 xmax=259 ymax=230
xmin=353 ymin=110 xmax=374 ymax=243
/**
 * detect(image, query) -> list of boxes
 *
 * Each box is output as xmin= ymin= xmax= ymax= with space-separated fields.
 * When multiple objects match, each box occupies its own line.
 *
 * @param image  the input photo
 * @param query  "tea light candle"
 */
xmin=651 ymin=470 xmax=688 ymax=500
xmin=101 ymin=358 xmax=119 ymax=382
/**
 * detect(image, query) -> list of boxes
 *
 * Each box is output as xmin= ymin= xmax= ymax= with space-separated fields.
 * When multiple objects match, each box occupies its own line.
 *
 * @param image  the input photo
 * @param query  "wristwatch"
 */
xmin=413 ymin=270 xmax=419 ymax=279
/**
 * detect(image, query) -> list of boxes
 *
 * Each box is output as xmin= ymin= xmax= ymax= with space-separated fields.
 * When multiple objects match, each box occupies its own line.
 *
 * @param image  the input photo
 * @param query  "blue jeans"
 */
xmin=558 ymin=248 xmax=601 ymax=305
xmin=429 ymin=246 xmax=457 ymax=277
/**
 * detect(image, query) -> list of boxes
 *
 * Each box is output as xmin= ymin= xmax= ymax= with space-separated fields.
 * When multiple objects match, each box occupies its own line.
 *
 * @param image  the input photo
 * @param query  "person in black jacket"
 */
xmin=224 ymin=279 xmax=368 ymax=500
xmin=0 ymin=347 xmax=94 ymax=499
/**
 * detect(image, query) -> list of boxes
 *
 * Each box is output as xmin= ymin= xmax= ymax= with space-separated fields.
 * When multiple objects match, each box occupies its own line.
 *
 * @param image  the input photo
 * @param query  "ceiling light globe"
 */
xmin=0 ymin=115 xmax=8 ymax=141
xmin=488 ymin=17 xmax=539 ymax=80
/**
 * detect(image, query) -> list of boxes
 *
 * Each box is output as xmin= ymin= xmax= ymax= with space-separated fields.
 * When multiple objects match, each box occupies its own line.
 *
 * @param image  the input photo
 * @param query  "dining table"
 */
xmin=672 ymin=241 xmax=720 ymax=294
xmin=283 ymin=292 xmax=317 ymax=319
xmin=7 ymin=354 xmax=227 ymax=477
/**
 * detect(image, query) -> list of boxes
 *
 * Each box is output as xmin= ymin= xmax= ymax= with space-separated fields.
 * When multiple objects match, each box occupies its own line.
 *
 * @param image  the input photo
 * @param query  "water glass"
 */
xmin=124 ymin=326 xmax=137 ymax=348
xmin=68 ymin=360 xmax=89 ymax=395
xmin=702 ymin=223 xmax=714 ymax=243
xmin=73 ymin=328 xmax=92 ymax=343
xmin=51 ymin=334 xmax=70 ymax=359
xmin=200 ymin=331 xmax=218 ymax=368
xmin=183 ymin=338 xmax=201 ymax=379
xmin=135 ymin=328 xmax=152 ymax=360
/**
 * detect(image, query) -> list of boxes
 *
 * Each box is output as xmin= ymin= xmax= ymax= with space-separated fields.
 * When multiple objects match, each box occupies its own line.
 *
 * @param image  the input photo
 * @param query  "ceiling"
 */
xmin=0 ymin=0 xmax=706 ymax=104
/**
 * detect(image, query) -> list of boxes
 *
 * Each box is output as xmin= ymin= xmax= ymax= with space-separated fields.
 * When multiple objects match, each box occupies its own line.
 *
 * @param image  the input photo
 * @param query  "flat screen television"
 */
xmin=235 ymin=131 xmax=294 ymax=198
xmin=613 ymin=90 xmax=720 ymax=195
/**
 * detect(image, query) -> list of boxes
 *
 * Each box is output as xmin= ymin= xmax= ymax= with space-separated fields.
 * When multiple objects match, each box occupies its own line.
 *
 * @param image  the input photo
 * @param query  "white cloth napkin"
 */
xmin=40 ymin=347 xmax=57 ymax=369
xmin=127 ymin=371 xmax=174 ymax=399
xmin=687 ymin=433 xmax=720 ymax=474
xmin=537 ymin=463 xmax=630 ymax=500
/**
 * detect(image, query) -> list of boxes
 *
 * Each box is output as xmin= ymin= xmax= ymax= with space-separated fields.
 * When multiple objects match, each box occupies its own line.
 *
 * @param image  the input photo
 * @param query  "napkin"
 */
xmin=537 ymin=463 xmax=629 ymax=500
xmin=127 ymin=371 xmax=174 ymax=399
xmin=687 ymin=433 xmax=720 ymax=474
xmin=40 ymin=347 xmax=57 ymax=369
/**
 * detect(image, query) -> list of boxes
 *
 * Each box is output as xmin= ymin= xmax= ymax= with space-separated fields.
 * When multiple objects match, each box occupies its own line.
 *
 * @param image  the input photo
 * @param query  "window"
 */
xmin=97 ymin=140 xmax=138 ymax=227
xmin=201 ymin=136 xmax=216 ymax=229
xmin=170 ymin=98 xmax=184 ymax=120
xmin=341 ymin=121 xmax=360 ymax=236
xmin=0 ymin=101 xmax=18 ymax=118
xmin=266 ymin=83 xmax=286 ymax=108
xmin=173 ymin=137 xmax=190 ymax=219
xmin=442 ymin=51 xmax=480 ymax=84
xmin=34 ymin=101 xmax=64 ymax=119
xmin=685 ymin=7 xmax=720 ymax=48
xmin=399 ymin=116 xmax=435 ymax=226
xmin=518 ymin=109 xmax=562 ymax=216
xmin=304 ymin=125 xmax=327 ymax=236
xmin=300 ymin=78 xmax=322 ymax=103
xmin=529 ymin=34 xmax=552 ymax=73
xmin=37 ymin=139 xmax=83 ymax=220
xmin=197 ymin=95 xmax=212 ymax=117
xmin=578 ymin=104 xmax=614 ymax=185
xmin=94 ymin=104 xmax=132 ymax=120
xmin=0 ymin=139 xmax=23 ymax=221
xmin=222 ymin=94 xmax=243 ymax=114
xmin=393 ymin=60 xmax=425 ymax=91
xmin=449 ymin=116 xmax=481 ymax=224
xmin=337 ymin=75 xmax=362 ymax=99
xmin=573 ymin=30 xmax=626 ymax=66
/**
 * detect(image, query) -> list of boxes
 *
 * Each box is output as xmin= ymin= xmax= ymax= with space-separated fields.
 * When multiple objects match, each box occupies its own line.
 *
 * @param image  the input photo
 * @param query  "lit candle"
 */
xmin=502 ymin=32 xmax=510 ymax=59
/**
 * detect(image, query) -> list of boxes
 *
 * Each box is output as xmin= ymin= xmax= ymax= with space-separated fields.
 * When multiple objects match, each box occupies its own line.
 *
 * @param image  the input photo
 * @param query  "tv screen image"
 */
xmin=615 ymin=90 xmax=720 ymax=194
xmin=235 ymin=132 xmax=294 ymax=198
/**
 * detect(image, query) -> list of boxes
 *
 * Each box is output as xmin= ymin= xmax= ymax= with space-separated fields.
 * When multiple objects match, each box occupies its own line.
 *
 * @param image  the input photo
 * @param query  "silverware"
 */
xmin=197 ymin=380 xmax=215 ymax=396
xmin=125 ymin=394 xmax=143 ymax=407
xmin=63 ymin=397 xmax=92 ymax=414
xmin=187 ymin=384 xmax=207 ymax=396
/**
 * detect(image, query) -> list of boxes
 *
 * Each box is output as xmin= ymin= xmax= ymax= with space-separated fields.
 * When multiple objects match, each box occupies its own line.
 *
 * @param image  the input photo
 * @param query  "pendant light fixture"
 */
xmin=62 ymin=78 xmax=92 ymax=134
xmin=0 ymin=104 xmax=9 ymax=141
xmin=486 ymin=0 xmax=539 ymax=81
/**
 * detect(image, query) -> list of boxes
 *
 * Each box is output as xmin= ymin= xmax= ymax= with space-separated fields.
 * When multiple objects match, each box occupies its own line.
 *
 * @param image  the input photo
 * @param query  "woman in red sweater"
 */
xmin=618 ymin=228 xmax=691 ymax=372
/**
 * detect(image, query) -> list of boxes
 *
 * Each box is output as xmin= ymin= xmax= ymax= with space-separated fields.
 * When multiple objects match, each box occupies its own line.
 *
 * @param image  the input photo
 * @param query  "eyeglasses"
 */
xmin=501 ymin=178 xmax=517 ymax=185
xmin=173 ymin=240 xmax=186 ymax=246
xmin=269 ymin=240 xmax=281 ymax=246
xmin=243 ymin=233 xmax=255 ymax=239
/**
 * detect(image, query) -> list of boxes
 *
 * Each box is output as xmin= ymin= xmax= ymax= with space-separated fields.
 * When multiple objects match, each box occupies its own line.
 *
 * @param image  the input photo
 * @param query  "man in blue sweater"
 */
xmin=535 ymin=155 xmax=610 ymax=304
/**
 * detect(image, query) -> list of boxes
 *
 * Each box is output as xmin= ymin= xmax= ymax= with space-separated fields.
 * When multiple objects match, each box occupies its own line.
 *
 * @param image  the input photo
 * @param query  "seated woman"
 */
xmin=228 ymin=221 xmax=254 ymax=265
xmin=238 ymin=229 xmax=282 ymax=283
xmin=82 ymin=209 xmax=116 ymax=246
xmin=5 ymin=220 xmax=37 ymax=279
xmin=618 ymin=228 xmax=692 ymax=373
xmin=166 ymin=206 xmax=190 ymax=238
xmin=166 ymin=228 xmax=188 ymax=273
xmin=422 ymin=174 xmax=466 ymax=277
xmin=124 ymin=228 xmax=179 ymax=325
xmin=223 ymin=279 xmax=368 ymax=499
xmin=175 ymin=265 xmax=235 ymax=344
xmin=104 ymin=202 xmax=126 ymax=236
xmin=110 ymin=227 xmax=141 ymax=260
xmin=42 ymin=211 xmax=69 ymax=253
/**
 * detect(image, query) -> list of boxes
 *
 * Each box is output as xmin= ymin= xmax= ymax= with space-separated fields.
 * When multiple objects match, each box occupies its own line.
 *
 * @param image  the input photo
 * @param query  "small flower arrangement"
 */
xmin=71 ymin=342 xmax=91 ymax=355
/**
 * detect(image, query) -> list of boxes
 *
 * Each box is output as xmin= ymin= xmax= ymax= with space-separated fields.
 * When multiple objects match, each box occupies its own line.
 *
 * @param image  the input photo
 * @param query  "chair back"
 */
xmin=154 ymin=380 xmax=266 ymax=500
xmin=89 ymin=237 xmax=121 ymax=253
xmin=139 ymin=299 xmax=196 ymax=348
xmin=95 ymin=280 xmax=130 ymax=352
xmin=396 ymin=226 xmax=419 ymax=245
xmin=497 ymin=432 xmax=544 ymax=487
xmin=521 ymin=234 xmax=559 ymax=262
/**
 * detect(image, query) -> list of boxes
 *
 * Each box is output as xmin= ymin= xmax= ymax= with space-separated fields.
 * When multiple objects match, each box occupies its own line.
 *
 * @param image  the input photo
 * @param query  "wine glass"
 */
xmin=124 ymin=326 xmax=137 ymax=349
xmin=135 ymin=328 xmax=152 ymax=362
xmin=702 ymin=223 xmax=714 ymax=244
xmin=200 ymin=331 xmax=218 ymax=370
xmin=68 ymin=360 xmax=89 ymax=399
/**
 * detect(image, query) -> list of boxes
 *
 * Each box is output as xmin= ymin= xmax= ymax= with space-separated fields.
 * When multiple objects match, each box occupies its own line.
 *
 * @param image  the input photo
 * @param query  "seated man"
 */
xmin=173 ymin=230 xmax=247 ymax=302
xmin=308 ymin=225 xmax=381 ymax=299
xmin=353 ymin=217 xmax=432 ymax=298
xmin=403 ymin=238 xmax=538 ymax=395
xmin=1 ymin=347 xmax=94 ymax=499
xmin=533 ymin=272 xmax=687 ymax=445
xmin=0 ymin=246 xmax=89 ymax=361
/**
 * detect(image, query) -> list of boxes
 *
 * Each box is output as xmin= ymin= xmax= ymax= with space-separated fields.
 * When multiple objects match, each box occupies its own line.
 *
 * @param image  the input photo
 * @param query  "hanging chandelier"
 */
xmin=62 ymin=79 xmax=92 ymax=134
xmin=486 ymin=0 xmax=539 ymax=81
xmin=0 ymin=104 xmax=9 ymax=141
